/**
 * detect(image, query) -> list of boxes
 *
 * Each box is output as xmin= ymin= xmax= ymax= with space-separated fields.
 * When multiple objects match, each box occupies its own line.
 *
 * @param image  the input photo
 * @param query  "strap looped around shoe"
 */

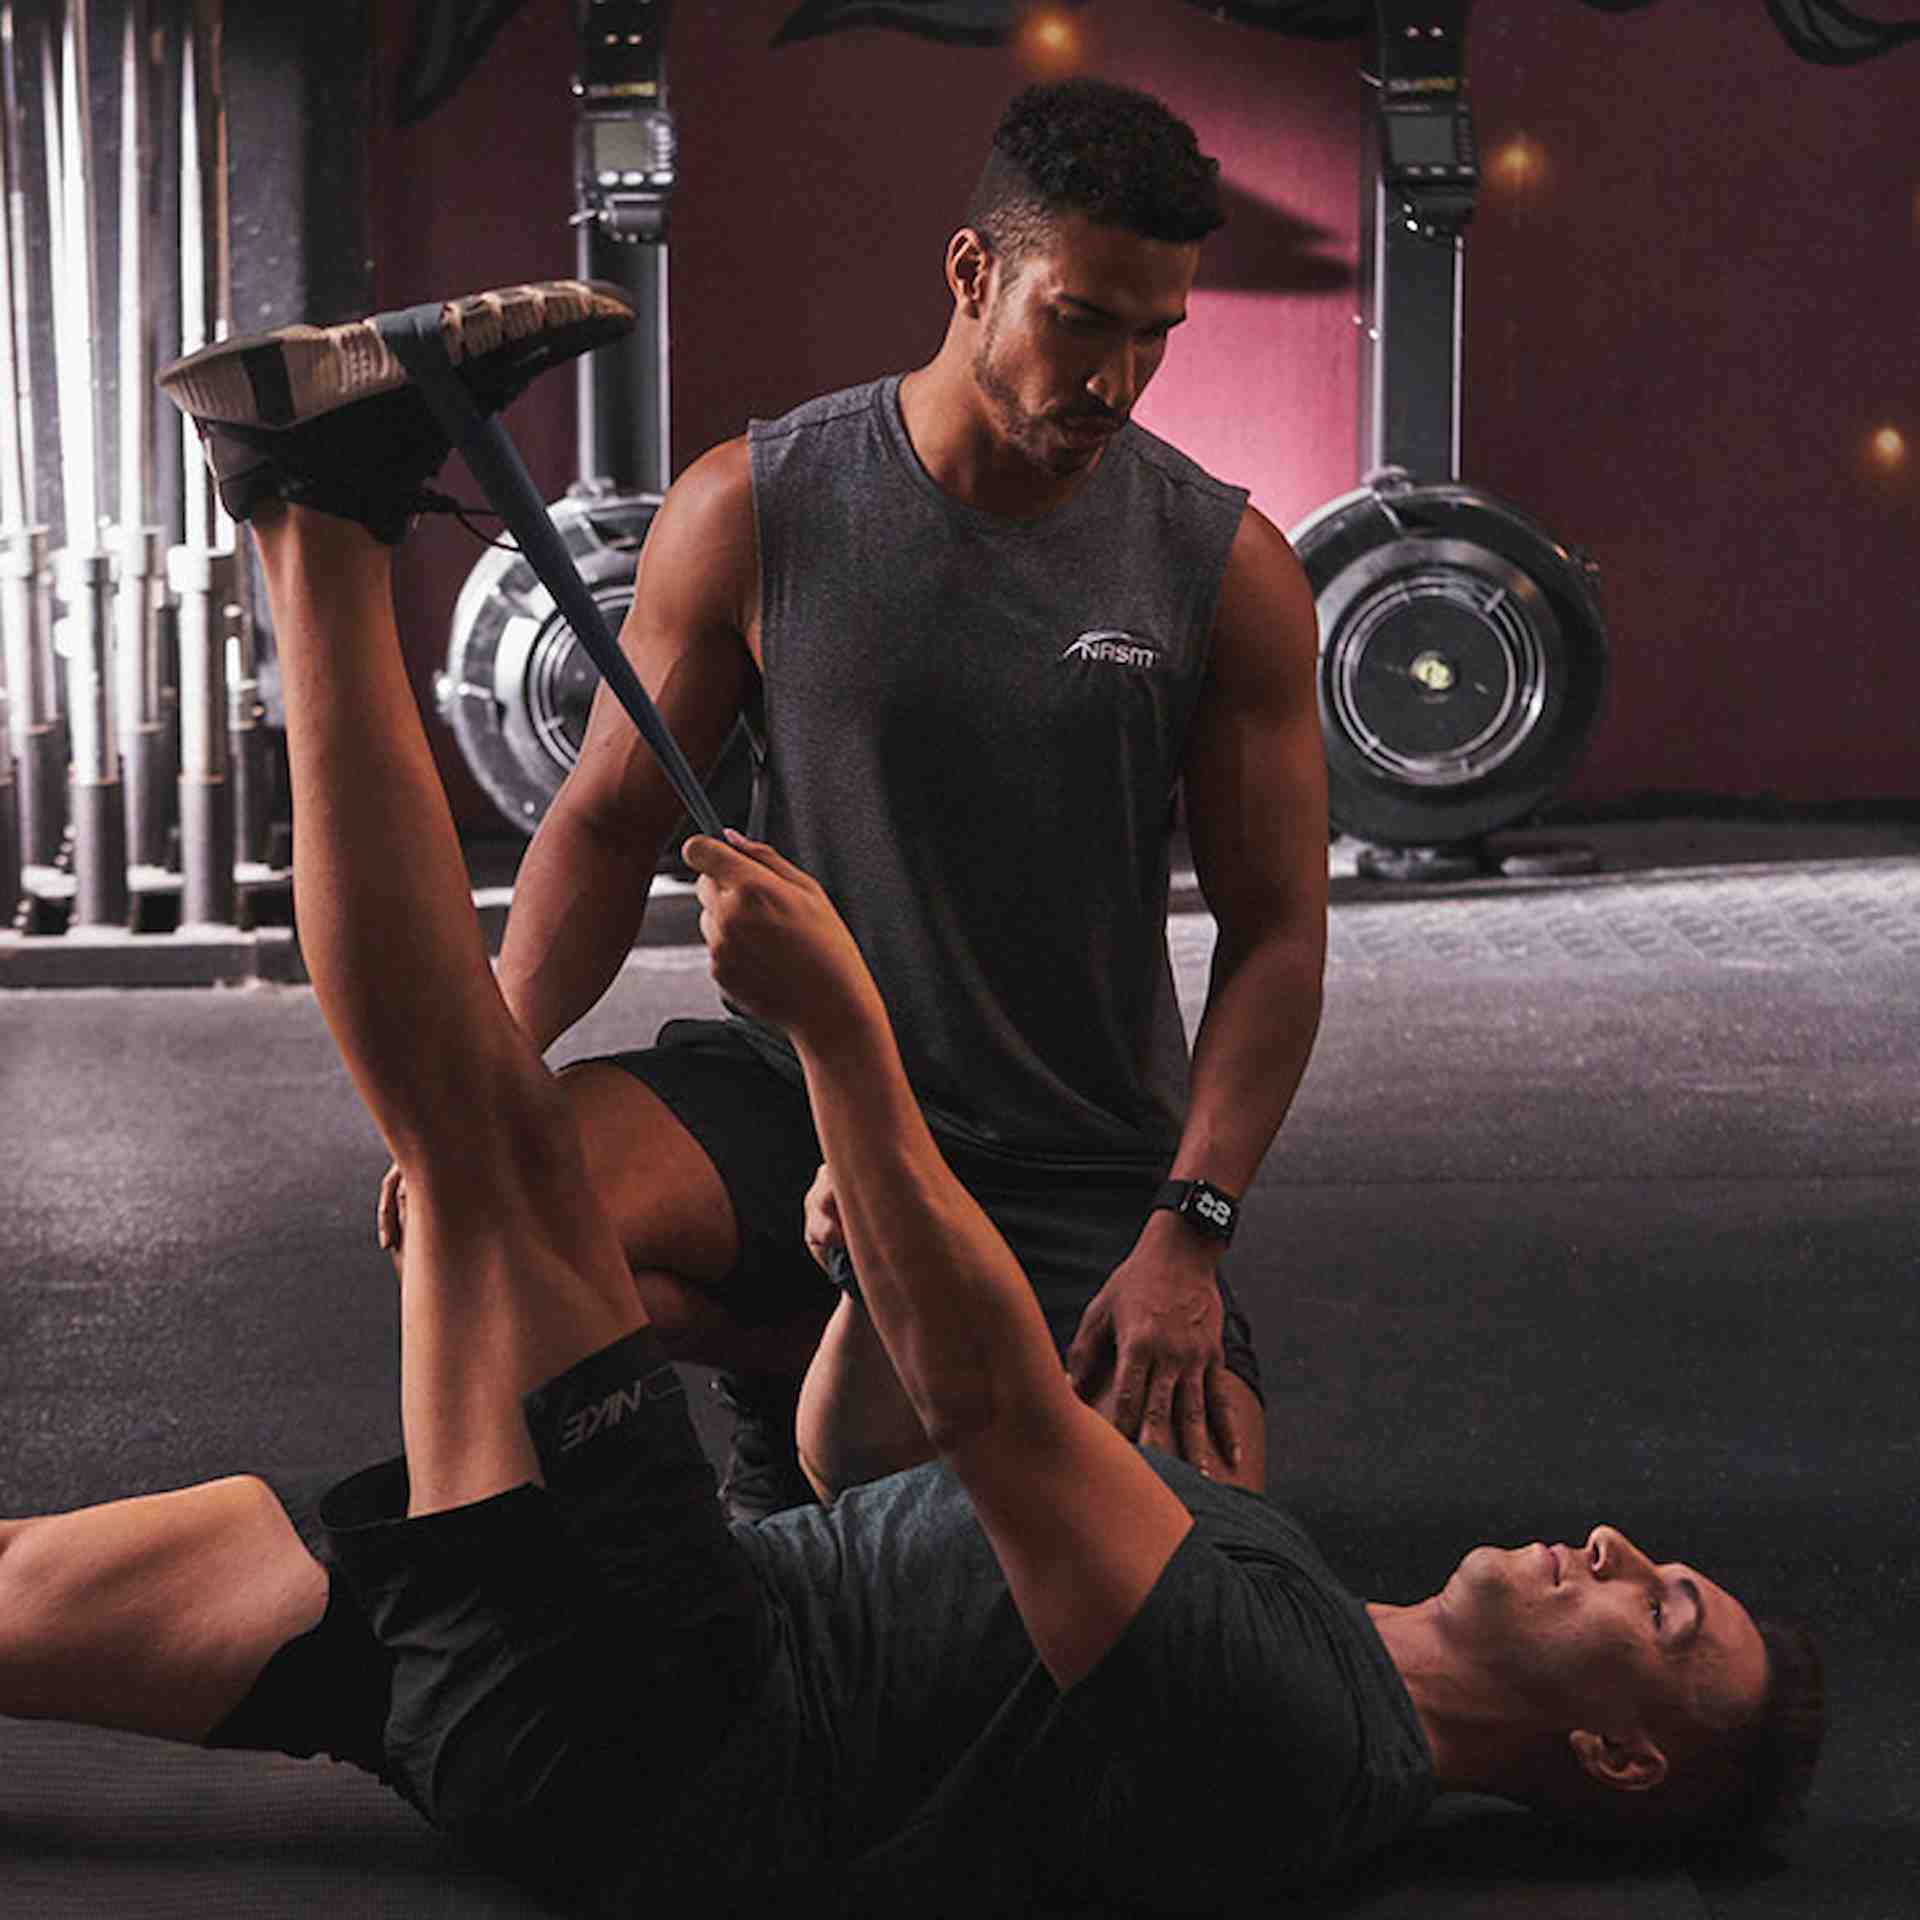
xmin=375 ymin=302 xmax=727 ymax=839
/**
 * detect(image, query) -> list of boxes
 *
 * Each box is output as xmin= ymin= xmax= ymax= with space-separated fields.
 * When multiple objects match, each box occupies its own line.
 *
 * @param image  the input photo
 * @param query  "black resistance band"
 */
xmin=374 ymin=301 xmax=727 ymax=839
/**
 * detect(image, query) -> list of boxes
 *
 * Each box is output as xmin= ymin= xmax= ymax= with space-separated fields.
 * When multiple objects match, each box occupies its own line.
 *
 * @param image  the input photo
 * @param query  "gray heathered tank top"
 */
xmin=737 ymin=374 xmax=1249 ymax=1169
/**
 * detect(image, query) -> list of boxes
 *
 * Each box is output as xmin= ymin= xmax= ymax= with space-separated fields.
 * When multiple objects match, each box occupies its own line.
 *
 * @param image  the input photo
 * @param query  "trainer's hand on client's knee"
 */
xmin=376 ymin=1162 xmax=407 ymax=1255
xmin=684 ymin=831 xmax=881 ymax=1046
xmin=1068 ymin=1241 xmax=1252 ymax=1488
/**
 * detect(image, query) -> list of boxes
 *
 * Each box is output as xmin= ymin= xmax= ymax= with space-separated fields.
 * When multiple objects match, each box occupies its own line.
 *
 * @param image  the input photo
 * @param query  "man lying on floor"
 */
xmin=0 ymin=286 xmax=1821 ymax=1915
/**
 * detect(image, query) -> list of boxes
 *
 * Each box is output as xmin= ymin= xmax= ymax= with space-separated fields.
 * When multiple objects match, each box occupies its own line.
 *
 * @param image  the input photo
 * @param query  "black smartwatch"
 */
xmin=1151 ymin=1178 xmax=1239 ymax=1246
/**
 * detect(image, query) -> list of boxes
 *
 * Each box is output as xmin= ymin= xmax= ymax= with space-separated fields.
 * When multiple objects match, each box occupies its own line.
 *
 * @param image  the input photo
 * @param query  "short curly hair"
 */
xmin=962 ymin=78 xmax=1225 ymax=266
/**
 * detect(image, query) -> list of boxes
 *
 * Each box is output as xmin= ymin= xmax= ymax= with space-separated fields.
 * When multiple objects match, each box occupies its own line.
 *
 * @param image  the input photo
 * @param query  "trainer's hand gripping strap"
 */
xmin=374 ymin=301 xmax=727 ymax=839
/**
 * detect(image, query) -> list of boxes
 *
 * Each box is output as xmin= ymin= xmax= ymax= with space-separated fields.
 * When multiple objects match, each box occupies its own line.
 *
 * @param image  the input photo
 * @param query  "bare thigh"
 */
xmin=558 ymin=1060 xmax=827 ymax=1376
xmin=0 ymin=1476 xmax=327 ymax=1743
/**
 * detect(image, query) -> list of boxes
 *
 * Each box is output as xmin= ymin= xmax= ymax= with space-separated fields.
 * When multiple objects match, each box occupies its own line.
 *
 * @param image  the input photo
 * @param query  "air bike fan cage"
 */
xmin=439 ymin=491 xmax=656 ymax=834
xmin=1289 ymin=0 xmax=1609 ymax=857
xmin=1295 ymin=476 xmax=1606 ymax=848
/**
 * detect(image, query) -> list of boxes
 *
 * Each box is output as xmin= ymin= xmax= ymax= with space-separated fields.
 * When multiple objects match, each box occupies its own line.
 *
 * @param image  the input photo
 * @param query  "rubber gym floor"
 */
xmin=2 ymin=816 xmax=1914 ymax=1918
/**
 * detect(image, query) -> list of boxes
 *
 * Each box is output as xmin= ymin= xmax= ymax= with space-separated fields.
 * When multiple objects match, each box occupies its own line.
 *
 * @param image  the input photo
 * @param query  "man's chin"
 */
xmin=1037 ymin=429 xmax=1108 ymax=475
xmin=1445 ymin=1543 xmax=1516 ymax=1610
xmin=1043 ymin=446 xmax=1099 ymax=477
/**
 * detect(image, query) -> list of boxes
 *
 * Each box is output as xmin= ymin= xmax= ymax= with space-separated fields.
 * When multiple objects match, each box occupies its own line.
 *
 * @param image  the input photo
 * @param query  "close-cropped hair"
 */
xmin=1548 ymin=1613 xmax=1826 ymax=1867
xmin=1690 ymin=1614 xmax=1826 ymax=1854
xmin=963 ymin=78 xmax=1226 ymax=267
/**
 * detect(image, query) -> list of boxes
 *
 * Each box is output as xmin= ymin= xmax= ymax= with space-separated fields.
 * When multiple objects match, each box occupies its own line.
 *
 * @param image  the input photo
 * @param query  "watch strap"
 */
xmin=1151 ymin=1177 xmax=1239 ymax=1244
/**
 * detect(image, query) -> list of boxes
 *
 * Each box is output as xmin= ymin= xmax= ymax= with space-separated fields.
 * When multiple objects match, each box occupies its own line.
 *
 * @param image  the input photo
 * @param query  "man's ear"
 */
xmin=946 ymin=228 xmax=993 ymax=316
xmin=1568 ymin=1727 xmax=1669 ymax=1794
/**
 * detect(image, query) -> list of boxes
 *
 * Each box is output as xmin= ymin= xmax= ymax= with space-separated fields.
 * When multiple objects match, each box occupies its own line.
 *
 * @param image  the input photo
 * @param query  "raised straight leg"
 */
xmin=250 ymin=501 xmax=645 ymax=1516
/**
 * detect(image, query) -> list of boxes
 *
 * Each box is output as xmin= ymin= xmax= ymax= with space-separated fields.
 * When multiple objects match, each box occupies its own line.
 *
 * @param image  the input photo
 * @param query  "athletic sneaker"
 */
xmin=713 ymin=1371 xmax=818 ymax=1525
xmin=157 ymin=280 xmax=635 ymax=544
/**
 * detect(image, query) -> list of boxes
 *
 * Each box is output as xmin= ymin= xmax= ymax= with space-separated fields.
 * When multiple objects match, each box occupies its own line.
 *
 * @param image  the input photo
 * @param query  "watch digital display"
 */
xmin=1155 ymin=1178 xmax=1238 ymax=1245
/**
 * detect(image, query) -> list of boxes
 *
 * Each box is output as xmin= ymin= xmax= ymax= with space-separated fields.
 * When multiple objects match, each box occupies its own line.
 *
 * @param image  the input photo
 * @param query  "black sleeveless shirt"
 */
xmin=738 ymin=376 xmax=1249 ymax=1169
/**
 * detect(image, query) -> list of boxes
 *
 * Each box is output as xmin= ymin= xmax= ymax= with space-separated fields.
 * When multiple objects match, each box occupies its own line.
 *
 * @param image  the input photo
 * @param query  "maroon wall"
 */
xmin=658 ymin=4 xmax=1364 ymax=530
xmin=369 ymin=0 xmax=577 ymax=820
xmin=1466 ymin=3 xmax=1918 ymax=805
xmin=369 ymin=0 xmax=1916 ymax=824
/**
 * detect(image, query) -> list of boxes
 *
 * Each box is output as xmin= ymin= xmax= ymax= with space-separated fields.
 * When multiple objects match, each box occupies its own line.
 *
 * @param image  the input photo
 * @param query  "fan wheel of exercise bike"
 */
xmin=436 ymin=490 xmax=752 ymax=850
xmin=1289 ymin=479 xmax=1609 ymax=848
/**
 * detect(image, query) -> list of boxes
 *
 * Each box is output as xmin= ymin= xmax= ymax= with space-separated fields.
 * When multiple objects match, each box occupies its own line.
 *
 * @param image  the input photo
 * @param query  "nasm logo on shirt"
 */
xmin=1061 ymin=629 xmax=1161 ymax=671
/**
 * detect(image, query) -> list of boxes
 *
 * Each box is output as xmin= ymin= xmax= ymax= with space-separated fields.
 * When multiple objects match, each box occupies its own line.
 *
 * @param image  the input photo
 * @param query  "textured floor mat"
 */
xmin=3 ymin=828 xmax=1912 ymax=1915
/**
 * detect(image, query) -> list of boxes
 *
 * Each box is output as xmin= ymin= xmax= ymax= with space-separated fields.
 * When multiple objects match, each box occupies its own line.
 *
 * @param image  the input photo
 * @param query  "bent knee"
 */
xmin=554 ymin=1060 xmax=740 ymax=1282
xmin=203 ymin=1473 xmax=298 ymax=1540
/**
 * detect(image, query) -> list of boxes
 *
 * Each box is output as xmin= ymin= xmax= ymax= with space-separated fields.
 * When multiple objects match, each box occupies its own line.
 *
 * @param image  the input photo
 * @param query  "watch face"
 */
xmin=1190 ymin=1185 xmax=1235 ymax=1234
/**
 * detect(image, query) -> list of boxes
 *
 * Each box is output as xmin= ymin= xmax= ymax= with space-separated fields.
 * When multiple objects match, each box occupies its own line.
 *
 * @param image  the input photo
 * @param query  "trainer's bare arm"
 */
xmin=1066 ymin=506 xmax=1326 ymax=1482
xmin=497 ymin=440 xmax=760 ymax=1052
xmin=1176 ymin=506 xmax=1328 ymax=1216
xmin=690 ymin=835 xmax=1192 ymax=1689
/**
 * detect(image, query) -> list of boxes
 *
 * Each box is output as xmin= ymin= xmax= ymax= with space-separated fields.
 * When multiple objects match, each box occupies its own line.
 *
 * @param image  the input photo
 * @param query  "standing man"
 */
xmin=385 ymin=78 xmax=1331 ymax=1512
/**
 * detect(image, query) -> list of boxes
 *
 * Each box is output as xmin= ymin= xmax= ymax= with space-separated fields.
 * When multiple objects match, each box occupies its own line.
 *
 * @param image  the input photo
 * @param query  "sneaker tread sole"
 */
xmin=160 ymin=280 xmax=628 ymax=430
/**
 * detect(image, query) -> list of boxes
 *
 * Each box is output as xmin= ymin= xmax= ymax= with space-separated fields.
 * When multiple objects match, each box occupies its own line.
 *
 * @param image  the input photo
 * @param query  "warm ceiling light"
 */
xmin=1867 ymin=425 xmax=1908 ymax=473
xmin=1488 ymin=134 xmax=1546 ymax=195
xmin=1016 ymin=8 xmax=1085 ymax=74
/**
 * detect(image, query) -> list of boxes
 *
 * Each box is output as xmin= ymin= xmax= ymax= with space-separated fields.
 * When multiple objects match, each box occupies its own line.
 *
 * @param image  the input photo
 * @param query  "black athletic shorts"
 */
xmin=597 ymin=1018 xmax=1263 ymax=1400
xmin=301 ymin=1328 xmax=774 ymax=1909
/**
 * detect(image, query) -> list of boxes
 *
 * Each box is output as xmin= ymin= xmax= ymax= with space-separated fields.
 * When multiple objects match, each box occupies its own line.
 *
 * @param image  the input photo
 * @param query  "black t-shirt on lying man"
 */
xmin=684 ymin=1449 xmax=1436 ymax=1914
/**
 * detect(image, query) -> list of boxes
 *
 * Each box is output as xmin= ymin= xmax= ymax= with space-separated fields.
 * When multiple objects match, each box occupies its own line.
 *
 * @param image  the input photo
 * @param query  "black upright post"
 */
xmin=572 ymin=0 xmax=674 ymax=498
xmin=1359 ymin=1 xmax=1477 ymax=484
xmin=0 ymin=679 xmax=19 ymax=923
xmin=218 ymin=0 xmax=373 ymax=856
xmin=1362 ymin=165 xmax=1462 ymax=481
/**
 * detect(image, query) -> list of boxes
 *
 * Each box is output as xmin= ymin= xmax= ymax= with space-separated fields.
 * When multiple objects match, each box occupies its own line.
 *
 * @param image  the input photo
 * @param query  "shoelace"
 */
xmin=415 ymin=487 xmax=519 ymax=552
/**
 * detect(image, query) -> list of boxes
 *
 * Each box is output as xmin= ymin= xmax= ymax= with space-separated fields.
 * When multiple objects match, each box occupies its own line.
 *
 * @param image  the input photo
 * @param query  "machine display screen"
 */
xmin=1385 ymin=111 xmax=1461 ymax=170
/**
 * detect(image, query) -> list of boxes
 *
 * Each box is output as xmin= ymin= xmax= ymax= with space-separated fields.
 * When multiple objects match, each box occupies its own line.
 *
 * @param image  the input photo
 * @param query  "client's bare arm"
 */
xmin=687 ymin=833 xmax=1191 ymax=1689
xmin=793 ymin=1167 xmax=934 ymax=1501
